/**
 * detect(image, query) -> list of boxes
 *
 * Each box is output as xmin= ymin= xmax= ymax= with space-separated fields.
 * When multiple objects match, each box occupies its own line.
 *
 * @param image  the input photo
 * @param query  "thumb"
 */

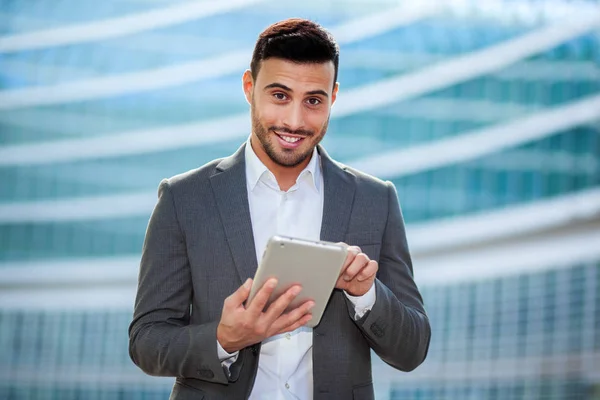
xmin=341 ymin=246 xmax=360 ymax=273
xmin=230 ymin=278 xmax=253 ymax=306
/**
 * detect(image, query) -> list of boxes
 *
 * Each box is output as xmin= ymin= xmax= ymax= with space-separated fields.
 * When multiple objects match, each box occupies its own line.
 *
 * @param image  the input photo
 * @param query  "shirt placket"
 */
xmin=276 ymin=187 xmax=301 ymax=399
xmin=263 ymin=181 xmax=289 ymax=399
xmin=276 ymin=187 xmax=298 ymax=236
xmin=282 ymin=331 xmax=301 ymax=399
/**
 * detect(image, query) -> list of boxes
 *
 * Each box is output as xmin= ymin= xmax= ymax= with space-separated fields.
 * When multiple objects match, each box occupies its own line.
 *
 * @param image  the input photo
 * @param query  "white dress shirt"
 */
xmin=217 ymin=138 xmax=376 ymax=400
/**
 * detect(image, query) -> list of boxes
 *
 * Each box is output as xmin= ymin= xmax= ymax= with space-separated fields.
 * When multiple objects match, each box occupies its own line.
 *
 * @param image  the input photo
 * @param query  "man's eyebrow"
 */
xmin=264 ymin=83 xmax=292 ymax=92
xmin=263 ymin=83 xmax=329 ymax=98
xmin=306 ymin=89 xmax=329 ymax=98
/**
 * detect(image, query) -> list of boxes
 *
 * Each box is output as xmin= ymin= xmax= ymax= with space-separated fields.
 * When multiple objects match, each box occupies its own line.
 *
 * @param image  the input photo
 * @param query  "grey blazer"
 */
xmin=129 ymin=144 xmax=431 ymax=400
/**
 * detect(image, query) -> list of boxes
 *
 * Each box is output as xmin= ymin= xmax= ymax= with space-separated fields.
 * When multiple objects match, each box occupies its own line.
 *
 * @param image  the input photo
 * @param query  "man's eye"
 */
xmin=307 ymin=98 xmax=321 ymax=106
xmin=274 ymin=93 xmax=287 ymax=100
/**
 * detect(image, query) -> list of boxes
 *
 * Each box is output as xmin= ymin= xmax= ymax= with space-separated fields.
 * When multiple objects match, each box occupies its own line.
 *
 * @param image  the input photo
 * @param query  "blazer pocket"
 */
xmin=344 ymin=231 xmax=382 ymax=262
xmin=344 ymin=231 xmax=381 ymax=247
xmin=352 ymin=381 xmax=375 ymax=400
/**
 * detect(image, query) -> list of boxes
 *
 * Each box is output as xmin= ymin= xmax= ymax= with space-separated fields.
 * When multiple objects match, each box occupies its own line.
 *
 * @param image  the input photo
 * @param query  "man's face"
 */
xmin=243 ymin=58 xmax=338 ymax=168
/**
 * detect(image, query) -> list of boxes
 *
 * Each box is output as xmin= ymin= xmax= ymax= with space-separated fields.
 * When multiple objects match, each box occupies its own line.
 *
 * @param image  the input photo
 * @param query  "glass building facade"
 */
xmin=1 ymin=0 xmax=599 ymax=399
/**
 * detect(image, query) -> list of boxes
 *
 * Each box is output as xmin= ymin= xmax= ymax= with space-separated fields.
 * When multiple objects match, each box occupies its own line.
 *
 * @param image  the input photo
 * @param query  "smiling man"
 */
xmin=129 ymin=18 xmax=431 ymax=400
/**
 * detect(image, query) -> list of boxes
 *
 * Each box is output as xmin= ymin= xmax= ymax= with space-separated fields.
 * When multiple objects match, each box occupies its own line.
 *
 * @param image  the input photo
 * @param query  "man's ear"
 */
xmin=242 ymin=69 xmax=253 ymax=105
xmin=331 ymin=82 xmax=339 ymax=106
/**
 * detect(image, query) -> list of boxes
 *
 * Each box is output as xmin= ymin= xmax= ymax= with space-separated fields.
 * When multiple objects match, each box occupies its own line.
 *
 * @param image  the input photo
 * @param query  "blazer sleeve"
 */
xmin=128 ymin=179 xmax=232 ymax=384
xmin=344 ymin=181 xmax=431 ymax=371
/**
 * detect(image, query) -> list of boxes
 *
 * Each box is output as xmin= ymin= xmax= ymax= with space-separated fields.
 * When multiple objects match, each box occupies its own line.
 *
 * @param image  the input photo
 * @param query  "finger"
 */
xmin=270 ymin=300 xmax=314 ymax=333
xmin=276 ymin=313 xmax=314 ymax=335
xmin=339 ymin=246 xmax=360 ymax=277
xmin=273 ymin=312 xmax=313 ymax=336
xmin=225 ymin=278 xmax=253 ymax=308
xmin=335 ymin=275 xmax=348 ymax=290
xmin=343 ymin=253 xmax=370 ymax=282
xmin=246 ymin=278 xmax=278 ymax=315
xmin=263 ymin=284 xmax=302 ymax=322
xmin=357 ymin=260 xmax=378 ymax=282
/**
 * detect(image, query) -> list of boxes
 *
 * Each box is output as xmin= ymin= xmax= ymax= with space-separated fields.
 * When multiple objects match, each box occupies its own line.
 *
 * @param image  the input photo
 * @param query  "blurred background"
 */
xmin=1 ymin=0 xmax=599 ymax=399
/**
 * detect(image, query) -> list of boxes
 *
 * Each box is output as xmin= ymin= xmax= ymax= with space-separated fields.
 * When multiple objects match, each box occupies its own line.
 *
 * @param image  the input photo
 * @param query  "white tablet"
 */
xmin=247 ymin=235 xmax=348 ymax=328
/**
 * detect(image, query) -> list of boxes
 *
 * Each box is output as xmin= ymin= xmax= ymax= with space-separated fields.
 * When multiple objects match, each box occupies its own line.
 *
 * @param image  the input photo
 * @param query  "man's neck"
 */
xmin=249 ymin=138 xmax=311 ymax=192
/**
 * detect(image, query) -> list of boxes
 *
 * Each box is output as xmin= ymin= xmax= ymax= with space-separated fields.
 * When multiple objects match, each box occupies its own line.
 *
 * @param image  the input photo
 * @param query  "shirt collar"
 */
xmin=245 ymin=136 xmax=322 ymax=193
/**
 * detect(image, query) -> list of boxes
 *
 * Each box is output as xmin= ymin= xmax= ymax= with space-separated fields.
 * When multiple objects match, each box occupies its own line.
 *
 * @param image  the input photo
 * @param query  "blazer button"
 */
xmin=370 ymin=322 xmax=385 ymax=338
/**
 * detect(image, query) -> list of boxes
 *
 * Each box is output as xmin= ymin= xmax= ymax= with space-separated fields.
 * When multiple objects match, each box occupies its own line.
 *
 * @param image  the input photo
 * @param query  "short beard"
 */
xmin=251 ymin=105 xmax=328 ymax=168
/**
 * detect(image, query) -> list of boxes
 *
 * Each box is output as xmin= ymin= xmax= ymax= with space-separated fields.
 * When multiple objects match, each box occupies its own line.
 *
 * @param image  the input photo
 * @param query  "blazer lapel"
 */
xmin=319 ymin=145 xmax=356 ymax=244
xmin=210 ymin=143 xmax=258 ymax=283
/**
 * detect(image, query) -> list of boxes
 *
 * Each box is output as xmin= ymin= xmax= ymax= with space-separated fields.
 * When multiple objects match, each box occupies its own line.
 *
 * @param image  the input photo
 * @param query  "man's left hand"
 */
xmin=335 ymin=245 xmax=378 ymax=296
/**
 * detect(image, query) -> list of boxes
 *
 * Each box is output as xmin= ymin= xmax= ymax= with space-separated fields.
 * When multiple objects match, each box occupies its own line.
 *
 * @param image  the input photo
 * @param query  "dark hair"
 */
xmin=250 ymin=18 xmax=340 ymax=86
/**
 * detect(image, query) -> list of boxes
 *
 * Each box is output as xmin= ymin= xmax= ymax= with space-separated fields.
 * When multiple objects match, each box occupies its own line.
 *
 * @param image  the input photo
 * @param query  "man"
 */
xmin=129 ymin=18 xmax=430 ymax=400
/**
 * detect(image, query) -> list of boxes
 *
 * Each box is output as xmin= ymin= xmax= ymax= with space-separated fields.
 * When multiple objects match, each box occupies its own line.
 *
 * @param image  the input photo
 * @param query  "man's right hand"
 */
xmin=216 ymin=278 xmax=315 ymax=354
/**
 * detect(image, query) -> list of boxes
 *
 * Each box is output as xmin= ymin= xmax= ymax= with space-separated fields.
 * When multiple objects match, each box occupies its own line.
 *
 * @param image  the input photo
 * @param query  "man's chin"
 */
xmin=270 ymin=152 xmax=309 ymax=168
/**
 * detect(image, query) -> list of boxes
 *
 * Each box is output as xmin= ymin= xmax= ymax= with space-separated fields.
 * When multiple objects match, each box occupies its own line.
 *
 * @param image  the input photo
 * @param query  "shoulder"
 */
xmin=156 ymin=158 xmax=225 ymax=199
xmin=168 ymin=159 xmax=223 ymax=186
xmin=162 ymin=144 xmax=246 ymax=194
xmin=333 ymin=159 xmax=393 ymax=194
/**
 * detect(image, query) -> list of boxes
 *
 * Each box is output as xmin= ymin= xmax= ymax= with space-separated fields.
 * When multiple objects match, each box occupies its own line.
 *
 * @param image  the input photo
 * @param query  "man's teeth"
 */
xmin=280 ymin=135 xmax=301 ymax=143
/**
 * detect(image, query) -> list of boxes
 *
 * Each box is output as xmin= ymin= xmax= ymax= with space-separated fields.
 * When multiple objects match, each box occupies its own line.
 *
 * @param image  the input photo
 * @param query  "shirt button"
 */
xmin=285 ymin=383 xmax=290 ymax=390
xmin=285 ymin=333 xmax=291 ymax=340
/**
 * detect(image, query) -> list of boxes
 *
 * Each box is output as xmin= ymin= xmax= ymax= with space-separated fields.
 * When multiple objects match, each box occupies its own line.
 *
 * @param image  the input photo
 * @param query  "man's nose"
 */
xmin=281 ymin=103 xmax=305 ymax=132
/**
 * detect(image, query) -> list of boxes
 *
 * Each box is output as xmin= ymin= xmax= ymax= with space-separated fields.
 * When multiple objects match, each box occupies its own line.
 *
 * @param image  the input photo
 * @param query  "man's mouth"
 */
xmin=274 ymin=131 xmax=305 ymax=148
xmin=279 ymin=135 xmax=301 ymax=143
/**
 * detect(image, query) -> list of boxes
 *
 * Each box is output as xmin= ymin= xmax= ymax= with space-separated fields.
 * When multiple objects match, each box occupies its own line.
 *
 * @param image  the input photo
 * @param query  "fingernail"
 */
xmin=268 ymin=279 xmax=277 ymax=288
xmin=291 ymin=286 xmax=301 ymax=296
xmin=308 ymin=302 xmax=315 ymax=310
xmin=344 ymin=276 xmax=351 ymax=282
xmin=244 ymin=278 xmax=252 ymax=288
